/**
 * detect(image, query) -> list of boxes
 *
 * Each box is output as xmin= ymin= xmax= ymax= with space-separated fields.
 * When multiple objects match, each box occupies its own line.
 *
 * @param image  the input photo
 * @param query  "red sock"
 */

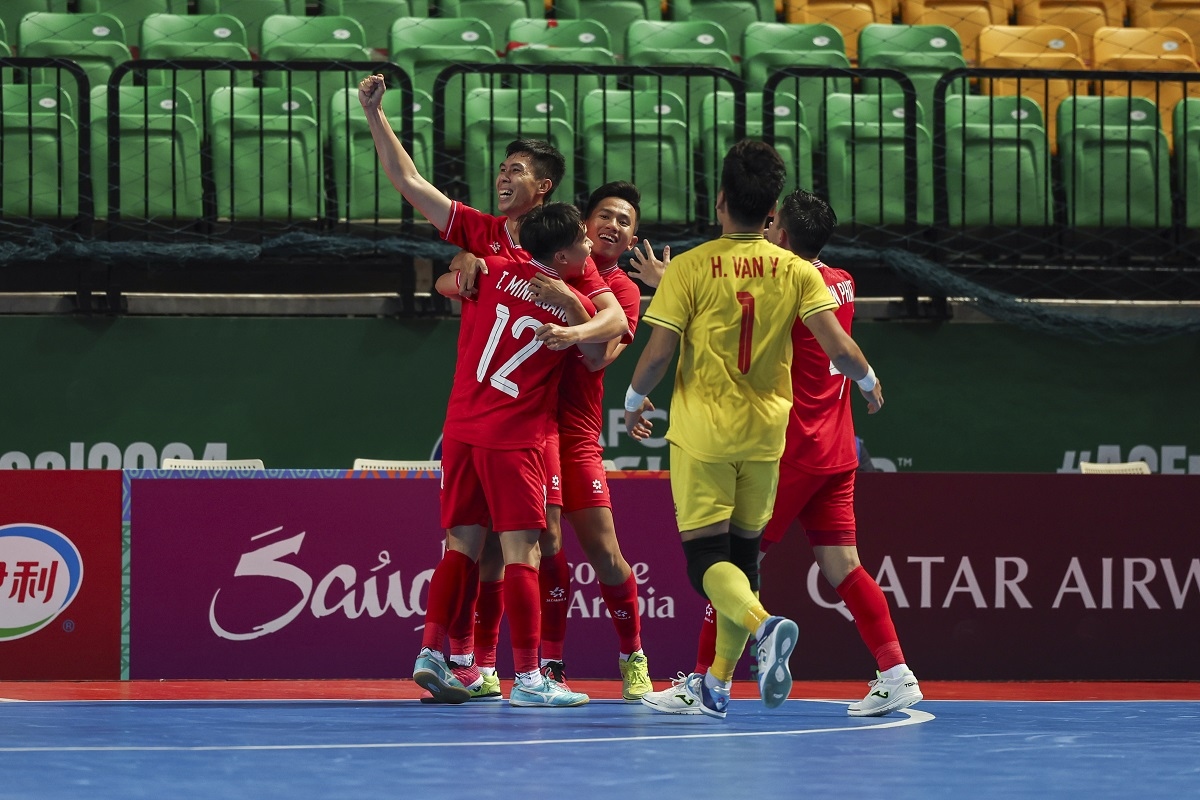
xmin=599 ymin=572 xmax=642 ymax=655
xmin=474 ymin=579 xmax=505 ymax=670
xmin=837 ymin=565 xmax=906 ymax=671
xmin=694 ymin=602 xmax=716 ymax=674
xmin=420 ymin=550 xmax=474 ymax=652
xmin=448 ymin=558 xmax=480 ymax=658
xmin=505 ymin=563 xmax=541 ymax=675
xmin=539 ymin=549 xmax=570 ymax=661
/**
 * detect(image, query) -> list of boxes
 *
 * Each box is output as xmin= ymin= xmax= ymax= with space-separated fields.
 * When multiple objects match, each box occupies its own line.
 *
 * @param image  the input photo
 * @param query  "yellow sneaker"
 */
xmin=619 ymin=651 xmax=653 ymax=701
xmin=470 ymin=671 xmax=502 ymax=701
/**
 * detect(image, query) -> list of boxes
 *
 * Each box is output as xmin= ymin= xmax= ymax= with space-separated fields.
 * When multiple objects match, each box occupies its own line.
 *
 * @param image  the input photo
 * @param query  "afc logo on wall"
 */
xmin=0 ymin=523 xmax=84 ymax=641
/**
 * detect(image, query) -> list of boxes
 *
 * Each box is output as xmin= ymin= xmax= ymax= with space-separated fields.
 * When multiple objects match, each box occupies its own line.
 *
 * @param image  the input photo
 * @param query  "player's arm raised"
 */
xmin=359 ymin=74 xmax=452 ymax=231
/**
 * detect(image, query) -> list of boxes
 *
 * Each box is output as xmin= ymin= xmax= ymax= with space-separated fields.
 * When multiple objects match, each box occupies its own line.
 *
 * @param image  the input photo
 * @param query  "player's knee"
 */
xmin=730 ymin=533 xmax=764 ymax=592
xmin=681 ymin=534 xmax=732 ymax=597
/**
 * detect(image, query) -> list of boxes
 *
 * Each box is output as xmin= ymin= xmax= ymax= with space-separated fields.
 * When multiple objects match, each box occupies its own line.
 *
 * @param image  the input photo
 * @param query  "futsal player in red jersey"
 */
xmin=646 ymin=189 xmax=923 ymax=717
xmin=414 ymin=203 xmax=595 ymax=707
xmin=520 ymin=183 xmax=657 ymax=699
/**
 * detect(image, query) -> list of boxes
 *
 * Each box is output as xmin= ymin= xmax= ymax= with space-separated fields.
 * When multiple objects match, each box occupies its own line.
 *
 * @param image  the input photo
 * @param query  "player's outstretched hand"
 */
xmin=628 ymin=240 xmax=669 ymax=288
xmin=624 ymin=398 xmax=655 ymax=440
xmin=449 ymin=250 xmax=487 ymax=298
xmin=859 ymin=380 xmax=884 ymax=414
xmin=358 ymin=74 xmax=386 ymax=110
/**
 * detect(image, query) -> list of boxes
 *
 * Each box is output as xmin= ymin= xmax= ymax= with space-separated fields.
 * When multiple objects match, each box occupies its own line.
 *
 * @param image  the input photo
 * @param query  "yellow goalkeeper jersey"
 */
xmin=642 ymin=232 xmax=838 ymax=462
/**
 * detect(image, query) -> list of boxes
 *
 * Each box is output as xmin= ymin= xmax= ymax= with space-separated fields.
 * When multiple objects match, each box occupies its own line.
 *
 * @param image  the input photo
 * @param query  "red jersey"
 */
xmin=782 ymin=260 xmax=859 ymax=474
xmin=444 ymin=256 xmax=596 ymax=450
xmin=557 ymin=265 xmax=642 ymax=445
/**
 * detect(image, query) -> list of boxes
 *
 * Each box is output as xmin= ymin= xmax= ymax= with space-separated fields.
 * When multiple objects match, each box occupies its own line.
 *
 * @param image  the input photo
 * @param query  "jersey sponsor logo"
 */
xmin=490 ymin=241 xmax=502 ymax=253
xmin=0 ymin=524 xmax=84 ymax=641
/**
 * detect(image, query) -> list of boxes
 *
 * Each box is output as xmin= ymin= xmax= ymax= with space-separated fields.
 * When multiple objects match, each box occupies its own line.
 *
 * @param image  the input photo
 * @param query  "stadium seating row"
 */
xmin=4 ymin=11 xmax=1198 ymax=141
xmin=4 ymin=77 xmax=1199 ymax=229
xmin=4 ymin=1 xmax=1200 ymax=61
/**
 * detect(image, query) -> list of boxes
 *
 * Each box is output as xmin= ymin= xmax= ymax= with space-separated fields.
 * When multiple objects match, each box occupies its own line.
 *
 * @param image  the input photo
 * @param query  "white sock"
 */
xmin=619 ymin=649 xmax=643 ymax=662
xmin=880 ymin=663 xmax=909 ymax=679
xmin=449 ymin=654 xmax=474 ymax=668
xmin=479 ymin=666 xmax=496 ymax=677
xmin=516 ymin=669 xmax=543 ymax=688
xmin=704 ymin=671 xmax=731 ymax=693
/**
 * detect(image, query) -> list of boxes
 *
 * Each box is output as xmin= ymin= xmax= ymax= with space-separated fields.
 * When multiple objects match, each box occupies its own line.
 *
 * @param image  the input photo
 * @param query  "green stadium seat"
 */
xmin=507 ymin=17 xmax=612 ymax=49
xmin=859 ymin=24 xmax=969 ymax=123
xmin=322 ymin=0 xmax=429 ymax=52
xmin=1175 ymin=98 xmax=1200 ymax=228
xmin=742 ymin=22 xmax=852 ymax=148
xmin=90 ymin=84 xmax=202 ymax=220
xmin=943 ymin=94 xmax=1052 ymax=226
xmin=669 ymin=0 xmax=775 ymax=59
xmin=139 ymin=13 xmax=254 ymax=112
xmin=388 ymin=16 xmax=500 ymax=150
xmin=506 ymin=19 xmax=617 ymax=109
xmin=1057 ymin=96 xmax=1172 ymax=228
xmin=824 ymin=92 xmax=934 ymax=225
xmin=698 ymin=91 xmax=813 ymax=209
xmin=19 ymin=12 xmax=131 ymax=107
xmin=578 ymin=88 xmax=692 ymax=224
xmin=77 ymin=0 xmax=188 ymax=55
xmin=328 ymin=86 xmax=429 ymax=220
xmin=196 ymin=0 xmax=306 ymax=54
xmin=0 ymin=2 xmax=67 ymax=53
xmin=625 ymin=20 xmax=738 ymax=131
xmin=440 ymin=0 xmax=541 ymax=50
xmin=463 ymin=88 xmax=576 ymax=211
xmin=260 ymin=15 xmax=372 ymax=106
xmin=554 ymin=0 xmax=660 ymax=57
xmin=208 ymin=86 xmax=322 ymax=220
xmin=0 ymin=84 xmax=78 ymax=218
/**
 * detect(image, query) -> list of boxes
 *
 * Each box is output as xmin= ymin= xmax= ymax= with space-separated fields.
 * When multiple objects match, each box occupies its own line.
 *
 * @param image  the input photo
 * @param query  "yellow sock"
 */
xmin=701 ymin=561 xmax=770 ymax=635
xmin=711 ymin=611 xmax=750 ymax=683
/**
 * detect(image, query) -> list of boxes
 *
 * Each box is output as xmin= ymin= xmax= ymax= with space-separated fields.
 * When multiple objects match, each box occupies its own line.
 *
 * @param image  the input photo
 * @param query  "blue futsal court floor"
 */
xmin=2 ymin=692 xmax=1198 ymax=799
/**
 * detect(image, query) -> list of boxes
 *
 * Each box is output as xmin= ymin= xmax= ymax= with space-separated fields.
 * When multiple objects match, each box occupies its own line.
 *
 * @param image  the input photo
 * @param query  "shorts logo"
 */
xmin=0 ymin=523 xmax=84 ymax=642
xmin=591 ymin=479 xmax=603 ymax=493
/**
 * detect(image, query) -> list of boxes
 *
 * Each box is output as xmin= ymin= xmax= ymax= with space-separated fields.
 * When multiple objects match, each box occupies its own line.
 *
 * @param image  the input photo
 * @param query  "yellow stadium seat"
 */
xmin=902 ymin=1 xmax=1010 ymax=62
xmin=1093 ymin=25 xmax=1200 ymax=146
xmin=782 ymin=0 xmax=893 ymax=62
xmin=1129 ymin=2 xmax=1200 ymax=53
xmin=1015 ymin=0 xmax=1125 ymax=65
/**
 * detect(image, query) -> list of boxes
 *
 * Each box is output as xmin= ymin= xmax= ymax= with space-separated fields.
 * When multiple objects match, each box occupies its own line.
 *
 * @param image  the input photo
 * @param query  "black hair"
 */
xmin=505 ymin=139 xmax=567 ymax=200
xmin=776 ymin=189 xmax=838 ymax=259
xmin=519 ymin=202 xmax=586 ymax=265
xmin=584 ymin=181 xmax=641 ymax=227
xmin=719 ymin=139 xmax=786 ymax=227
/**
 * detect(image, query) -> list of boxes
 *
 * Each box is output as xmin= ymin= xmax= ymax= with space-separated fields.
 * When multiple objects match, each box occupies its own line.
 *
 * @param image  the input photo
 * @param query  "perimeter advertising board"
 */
xmin=761 ymin=472 xmax=1200 ymax=680
xmin=0 ymin=471 xmax=122 ymax=679
xmin=128 ymin=472 xmax=703 ymax=679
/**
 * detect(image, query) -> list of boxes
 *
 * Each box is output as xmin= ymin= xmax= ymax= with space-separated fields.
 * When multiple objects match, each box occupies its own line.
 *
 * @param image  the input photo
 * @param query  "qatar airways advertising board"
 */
xmin=0 ymin=471 xmax=122 ymax=679
xmin=127 ymin=471 xmax=705 ymax=679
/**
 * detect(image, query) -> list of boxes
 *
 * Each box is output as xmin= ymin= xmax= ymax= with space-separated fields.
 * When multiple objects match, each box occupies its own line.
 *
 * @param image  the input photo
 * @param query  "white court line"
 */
xmin=0 ymin=705 xmax=934 ymax=753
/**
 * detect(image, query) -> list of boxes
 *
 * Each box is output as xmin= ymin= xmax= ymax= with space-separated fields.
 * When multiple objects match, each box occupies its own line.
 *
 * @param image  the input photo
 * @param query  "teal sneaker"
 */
xmin=509 ymin=675 xmax=589 ymax=707
xmin=755 ymin=616 xmax=798 ymax=709
xmin=413 ymin=648 xmax=471 ymax=704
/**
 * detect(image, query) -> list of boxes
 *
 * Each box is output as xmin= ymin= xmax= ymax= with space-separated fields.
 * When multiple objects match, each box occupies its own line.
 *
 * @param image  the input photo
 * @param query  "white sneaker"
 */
xmin=640 ymin=672 xmax=728 ymax=719
xmin=847 ymin=668 xmax=923 ymax=717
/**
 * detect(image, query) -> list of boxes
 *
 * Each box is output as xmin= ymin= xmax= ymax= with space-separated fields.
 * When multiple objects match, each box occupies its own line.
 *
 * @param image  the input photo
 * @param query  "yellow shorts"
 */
xmin=669 ymin=444 xmax=781 ymax=533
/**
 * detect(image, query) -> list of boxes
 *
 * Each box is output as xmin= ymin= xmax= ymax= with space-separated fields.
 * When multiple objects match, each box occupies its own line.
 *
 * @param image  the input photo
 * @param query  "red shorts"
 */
xmin=560 ymin=435 xmax=611 ymax=513
xmin=440 ymin=436 xmax=547 ymax=532
xmin=762 ymin=464 xmax=857 ymax=547
xmin=543 ymin=428 xmax=563 ymax=508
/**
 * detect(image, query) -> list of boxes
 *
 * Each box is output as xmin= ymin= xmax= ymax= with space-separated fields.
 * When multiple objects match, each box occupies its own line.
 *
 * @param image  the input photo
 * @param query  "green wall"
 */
xmin=0 ymin=316 xmax=1195 ymax=473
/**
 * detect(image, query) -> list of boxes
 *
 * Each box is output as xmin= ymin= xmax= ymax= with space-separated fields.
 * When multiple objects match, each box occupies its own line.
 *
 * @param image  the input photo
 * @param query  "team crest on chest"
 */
xmin=490 ymin=241 xmax=502 ymax=253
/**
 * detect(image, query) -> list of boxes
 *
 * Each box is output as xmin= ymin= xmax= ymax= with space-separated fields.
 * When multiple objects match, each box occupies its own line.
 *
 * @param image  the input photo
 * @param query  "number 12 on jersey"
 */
xmin=476 ymin=302 xmax=544 ymax=398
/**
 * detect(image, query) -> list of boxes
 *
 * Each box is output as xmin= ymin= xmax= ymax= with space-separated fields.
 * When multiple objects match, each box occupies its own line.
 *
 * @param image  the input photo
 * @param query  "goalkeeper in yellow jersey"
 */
xmin=623 ymin=140 xmax=884 ymax=719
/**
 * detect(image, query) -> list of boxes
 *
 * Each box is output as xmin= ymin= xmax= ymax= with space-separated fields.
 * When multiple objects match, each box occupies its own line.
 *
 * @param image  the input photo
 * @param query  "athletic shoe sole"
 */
xmin=413 ymin=669 xmax=471 ymax=704
xmin=847 ymin=686 xmax=924 ymax=717
xmin=757 ymin=618 xmax=798 ymax=709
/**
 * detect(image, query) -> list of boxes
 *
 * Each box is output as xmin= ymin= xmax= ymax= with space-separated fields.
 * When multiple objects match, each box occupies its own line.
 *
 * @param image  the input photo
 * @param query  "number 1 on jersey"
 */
xmin=736 ymin=291 xmax=755 ymax=374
